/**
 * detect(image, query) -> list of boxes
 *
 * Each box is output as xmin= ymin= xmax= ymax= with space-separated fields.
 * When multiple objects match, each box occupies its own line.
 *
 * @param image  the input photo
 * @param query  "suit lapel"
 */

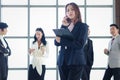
xmin=0 ymin=39 xmax=5 ymax=48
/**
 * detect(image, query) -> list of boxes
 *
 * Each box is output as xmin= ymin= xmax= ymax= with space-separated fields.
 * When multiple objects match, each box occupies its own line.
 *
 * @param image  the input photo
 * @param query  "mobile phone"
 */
xmin=66 ymin=18 xmax=71 ymax=23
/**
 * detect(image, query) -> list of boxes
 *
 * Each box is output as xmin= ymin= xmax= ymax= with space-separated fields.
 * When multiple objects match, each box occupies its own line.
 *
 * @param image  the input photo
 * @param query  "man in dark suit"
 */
xmin=0 ymin=22 xmax=11 ymax=80
xmin=81 ymin=26 xmax=94 ymax=80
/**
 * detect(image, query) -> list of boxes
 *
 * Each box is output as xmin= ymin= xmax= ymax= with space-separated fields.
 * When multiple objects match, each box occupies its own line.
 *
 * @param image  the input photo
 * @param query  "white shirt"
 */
xmin=0 ymin=35 xmax=7 ymax=48
xmin=29 ymin=42 xmax=49 ymax=75
xmin=68 ymin=23 xmax=74 ymax=32
xmin=0 ymin=35 xmax=8 ymax=56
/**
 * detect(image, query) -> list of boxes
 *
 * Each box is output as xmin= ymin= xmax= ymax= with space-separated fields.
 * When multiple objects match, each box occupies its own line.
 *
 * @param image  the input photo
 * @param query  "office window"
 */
xmin=45 ymin=70 xmax=57 ymax=80
xmin=87 ymin=0 xmax=113 ymax=5
xmin=8 ymin=70 xmax=27 ymax=80
xmin=87 ymin=8 xmax=113 ymax=36
xmin=91 ymin=38 xmax=110 ymax=68
xmin=0 ymin=0 xmax=114 ymax=80
xmin=30 ymin=0 xmax=56 ymax=5
xmin=1 ymin=8 xmax=28 ymax=36
xmin=58 ymin=0 xmax=84 ymax=5
xmin=90 ymin=70 xmax=105 ymax=80
xmin=30 ymin=8 xmax=56 ymax=37
xmin=7 ymin=39 xmax=28 ymax=68
xmin=1 ymin=0 xmax=27 ymax=5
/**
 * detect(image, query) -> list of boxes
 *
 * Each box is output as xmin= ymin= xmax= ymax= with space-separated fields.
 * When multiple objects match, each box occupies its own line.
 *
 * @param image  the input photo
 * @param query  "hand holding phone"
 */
xmin=66 ymin=18 xmax=71 ymax=23
xmin=62 ymin=16 xmax=71 ymax=26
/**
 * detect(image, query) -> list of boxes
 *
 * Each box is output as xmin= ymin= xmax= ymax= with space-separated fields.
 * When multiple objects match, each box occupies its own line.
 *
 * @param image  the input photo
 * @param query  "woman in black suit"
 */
xmin=54 ymin=2 xmax=88 ymax=80
xmin=0 ymin=22 xmax=11 ymax=80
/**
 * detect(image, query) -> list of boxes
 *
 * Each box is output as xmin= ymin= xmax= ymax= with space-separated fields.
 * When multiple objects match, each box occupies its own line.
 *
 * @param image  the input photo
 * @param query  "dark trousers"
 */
xmin=28 ymin=65 xmax=46 ymax=80
xmin=81 ymin=66 xmax=91 ymax=80
xmin=0 ymin=56 xmax=8 ymax=80
xmin=0 ymin=66 xmax=8 ymax=80
xmin=58 ymin=65 xmax=84 ymax=80
xmin=103 ymin=65 xmax=120 ymax=80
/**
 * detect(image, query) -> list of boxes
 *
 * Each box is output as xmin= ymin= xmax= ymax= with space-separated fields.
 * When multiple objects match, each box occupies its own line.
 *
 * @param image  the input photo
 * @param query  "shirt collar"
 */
xmin=0 ymin=35 xmax=3 ymax=39
xmin=112 ymin=34 xmax=119 ymax=39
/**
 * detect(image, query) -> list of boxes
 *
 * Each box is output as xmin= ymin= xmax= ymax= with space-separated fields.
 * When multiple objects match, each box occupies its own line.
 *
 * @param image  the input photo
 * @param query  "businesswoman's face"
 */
xmin=35 ymin=31 xmax=43 ymax=41
xmin=0 ymin=28 xmax=7 ymax=35
xmin=66 ymin=5 xmax=76 ymax=20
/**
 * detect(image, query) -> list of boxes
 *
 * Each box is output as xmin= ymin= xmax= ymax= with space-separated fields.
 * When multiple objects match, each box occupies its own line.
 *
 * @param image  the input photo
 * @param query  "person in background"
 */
xmin=103 ymin=24 xmax=120 ymax=80
xmin=0 ymin=22 xmax=11 ymax=80
xmin=28 ymin=27 xmax=49 ymax=80
xmin=81 ymin=26 xmax=94 ymax=80
xmin=54 ymin=2 xmax=88 ymax=80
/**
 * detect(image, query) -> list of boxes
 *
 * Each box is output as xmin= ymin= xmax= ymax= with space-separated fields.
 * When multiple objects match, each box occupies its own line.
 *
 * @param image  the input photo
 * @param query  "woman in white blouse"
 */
xmin=28 ymin=27 xmax=49 ymax=80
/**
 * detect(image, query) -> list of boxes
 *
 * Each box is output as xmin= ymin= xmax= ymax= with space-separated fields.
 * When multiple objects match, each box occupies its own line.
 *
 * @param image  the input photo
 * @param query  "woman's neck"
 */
xmin=38 ymin=41 xmax=41 ymax=49
xmin=38 ymin=41 xmax=41 ymax=45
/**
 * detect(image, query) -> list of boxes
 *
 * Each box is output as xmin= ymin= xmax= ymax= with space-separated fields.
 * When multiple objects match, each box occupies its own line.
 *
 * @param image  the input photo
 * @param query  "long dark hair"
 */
xmin=33 ymin=27 xmax=47 ymax=45
xmin=65 ymin=2 xmax=82 ymax=23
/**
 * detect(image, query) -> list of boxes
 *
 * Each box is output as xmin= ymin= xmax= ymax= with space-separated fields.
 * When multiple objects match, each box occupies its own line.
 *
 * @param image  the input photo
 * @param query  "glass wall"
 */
xmin=0 ymin=0 xmax=114 ymax=80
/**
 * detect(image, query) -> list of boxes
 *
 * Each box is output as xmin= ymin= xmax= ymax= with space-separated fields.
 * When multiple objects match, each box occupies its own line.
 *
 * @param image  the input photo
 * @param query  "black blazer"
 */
xmin=54 ymin=21 xmax=88 ymax=66
xmin=84 ymin=38 xmax=94 ymax=67
xmin=0 ymin=38 xmax=11 ymax=56
xmin=0 ymin=38 xmax=11 ymax=79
